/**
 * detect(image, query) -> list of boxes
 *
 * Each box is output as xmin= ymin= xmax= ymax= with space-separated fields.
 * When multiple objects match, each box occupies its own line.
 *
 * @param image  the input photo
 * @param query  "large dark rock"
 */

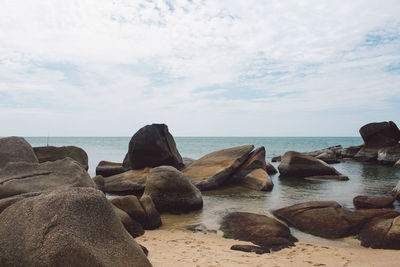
xmin=128 ymin=124 xmax=183 ymax=170
xmin=359 ymin=215 xmax=400 ymax=249
xmin=278 ymin=151 xmax=344 ymax=179
xmin=183 ymin=145 xmax=254 ymax=191
xmin=100 ymin=169 xmax=149 ymax=195
xmin=33 ymin=146 xmax=88 ymax=170
xmin=95 ymin=161 xmax=129 ymax=177
xmin=273 ymin=201 xmax=399 ymax=238
xmin=0 ymin=188 xmax=151 ymax=267
xmin=359 ymin=121 xmax=400 ymax=148
xmin=144 ymin=166 xmax=203 ymax=214
xmin=140 ymin=195 xmax=162 ymax=230
xmin=110 ymin=195 xmax=148 ymax=227
xmin=220 ymin=212 xmax=297 ymax=251
xmin=0 ymin=136 xmax=38 ymax=169
xmin=353 ymin=195 xmax=395 ymax=209
xmin=0 ymin=158 xmax=95 ymax=199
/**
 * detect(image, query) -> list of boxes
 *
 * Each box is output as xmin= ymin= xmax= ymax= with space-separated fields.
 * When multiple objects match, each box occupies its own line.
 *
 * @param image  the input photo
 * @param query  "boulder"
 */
xmin=33 ymin=146 xmax=88 ymax=170
xmin=230 ymin=245 xmax=270 ymax=254
xmin=139 ymin=195 xmax=162 ymax=230
xmin=266 ymin=161 xmax=278 ymax=175
xmin=144 ymin=166 xmax=203 ymax=214
xmin=0 ymin=188 xmax=151 ymax=267
xmin=359 ymin=121 xmax=400 ymax=148
xmin=359 ymin=215 xmax=400 ymax=249
xmin=353 ymin=195 xmax=395 ymax=209
xmin=273 ymin=201 xmax=399 ymax=238
xmin=111 ymin=203 xmax=144 ymax=238
xmin=128 ymin=124 xmax=183 ymax=169
xmin=220 ymin=212 xmax=297 ymax=251
xmin=110 ymin=195 xmax=148 ymax=227
xmin=377 ymin=144 xmax=400 ymax=165
xmin=183 ymin=145 xmax=254 ymax=191
xmin=232 ymin=146 xmax=277 ymax=177
xmin=394 ymin=159 xmax=400 ymax=168
xmin=0 ymin=158 xmax=95 ymax=199
xmin=101 ymin=169 xmax=149 ymax=195
xmin=95 ymin=161 xmax=129 ymax=177
xmin=353 ymin=147 xmax=378 ymax=162
xmin=278 ymin=151 xmax=344 ymax=179
xmin=341 ymin=145 xmax=362 ymax=159
xmin=240 ymin=169 xmax=274 ymax=191
xmin=392 ymin=180 xmax=400 ymax=200
xmin=0 ymin=136 xmax=38 ymax=169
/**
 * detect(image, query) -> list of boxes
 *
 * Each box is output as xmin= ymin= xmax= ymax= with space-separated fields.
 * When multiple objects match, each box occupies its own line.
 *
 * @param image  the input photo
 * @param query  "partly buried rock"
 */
xmin=0 ymin=187 xmax=151 ymax=267
xmin=377 ymin=144 xmax=400 ymax=165
xmin=100 ymin=169 xmax=149 ymax=195
xmin=140 ymin=195 xmax=162 ymax=229
xmin=144 ymin=166 xmax=203 ymax=214
xmin=359 ymin=121 xmax=400 ymax=148
xmin=183 ymin=145 xmax=254 ymax=191
xmin=0 ymin=136 xmax=38 ymax=169
xmin=230 ymin=245 xmax=270 ymax=254
xmin=128 ymin=124 xmax=183 ymax=170
xmin=110 ymin=195 xmax=148 ymax=227
xmin=111 ymin=203 xmax=144 ymax=238
xmin=95 ymin=160 xmax=129 ymax=177
xmin=273 ymin=201 xmax=399 ymax=238
xmin=0 ymin=158 xmax=95 ymax=199
xmin=353 ymin=195 xmax=395 ymax=209
xmin=33 ymin=145 xmax=88 ymax=170
xmin=220 ymin=212 xmax=297 ymax=251
xmin=392 ymin=180 xmax=400 ymax=200
xmin=359 ymin=215 xmax=400 ymax=249
xmin=278 ymin=151 xmax=346 ymax=179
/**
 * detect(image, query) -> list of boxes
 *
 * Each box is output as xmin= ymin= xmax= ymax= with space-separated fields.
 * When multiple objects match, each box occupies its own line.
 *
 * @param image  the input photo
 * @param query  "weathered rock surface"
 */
xmin=0 ymin=136 xmax=38 ymax=169
xmin=392 ymin=180 xmax=400 ymax=200
xmin=182 ymin=157 xmax=195 ymax=168
xmin=33 ymin=145 xmax=88 ymax=170
xmin=306 ymin=145 xmax=342 ymax=163
xmin=353 ymin=195 xmax=395 ymax=209
xmin=220 ymin=212 xmax=297 ymax=251
xmin=359 ymin=215 xmax=400 ymax=249
xmin=278 ymin=151 xmax=344 ymax=179
xmin=241 ymin=169 xmax=274 ymax=191
xmin=353 ymin=147 xmax=378 ymax=162
xmin=0 ymin=188 xmax=152 ymax=267
xmin=377 ymin=144 xmax=400 ymax=165
xmin=341 ymin=145 xmax=362 ymax=158
xmin=0 ymin=158 xmax=95 ymax=199
xmin=110 ymin=195 xmax=148 ymax=227
xmin=183 ymin=145 xmax=254 ymax=191
xmin=100 ymin=169 xmax=149 ymax=195
xmin=144 ymin=166 xmax=203 ymax=214
xmin=359 ymin=121 xmax=400 ymax=148
xmin=128 ymin=124 xmax=183 ymax=170
xmin=95 ymin=161 xmax=129 ymax=177
xmin=111 ymin=203 xmax=144 ymax=238
xmin=271 ymin=155 xmax=281 ymax=162
xmin=140 ymin=195 xmax=162 ymax=230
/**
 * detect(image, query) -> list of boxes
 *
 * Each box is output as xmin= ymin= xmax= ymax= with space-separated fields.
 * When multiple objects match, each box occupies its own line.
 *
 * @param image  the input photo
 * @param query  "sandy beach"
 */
xmin=137 ymin=227 xmax=400 ymax=267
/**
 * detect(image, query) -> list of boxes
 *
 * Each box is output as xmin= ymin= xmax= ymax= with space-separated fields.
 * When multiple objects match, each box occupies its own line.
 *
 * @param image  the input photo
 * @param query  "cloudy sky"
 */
xmin=1 ymin=0 xmax=399 ymax=136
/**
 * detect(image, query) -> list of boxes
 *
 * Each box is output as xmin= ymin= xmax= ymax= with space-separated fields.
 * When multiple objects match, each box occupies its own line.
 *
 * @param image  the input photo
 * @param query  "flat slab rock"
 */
xmin=353 ymin=195 xmax=395 ymax=209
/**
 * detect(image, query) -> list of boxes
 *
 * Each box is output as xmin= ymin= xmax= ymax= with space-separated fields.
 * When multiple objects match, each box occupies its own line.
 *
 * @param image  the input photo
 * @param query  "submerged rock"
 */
xmin=359 ymin=121 xmax=400 ymax=148
xmin=359 ymin=215 xmax=400 ymax=249
xmin=33 ymin=145 xmax=88 ymax=170
xmin=353 ymin=195 xmax=395 ymax=209
xmin=0 ymin=136 xmax=38 ymax=169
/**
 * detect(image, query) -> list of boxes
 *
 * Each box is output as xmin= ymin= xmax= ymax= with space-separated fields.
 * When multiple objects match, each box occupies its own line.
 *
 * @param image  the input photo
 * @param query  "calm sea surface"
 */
xmin=25 ymin=136 xmax=400 ymax=245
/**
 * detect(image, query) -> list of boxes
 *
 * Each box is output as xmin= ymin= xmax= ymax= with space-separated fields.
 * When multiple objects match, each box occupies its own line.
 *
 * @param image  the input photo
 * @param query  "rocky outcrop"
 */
xmin=220 ymin=212 xmax=297 ymax=252
xmin=140 ymin=195 xmax=162 ymax=229
xmin=0 ymin=136 xmax=38 ymax=169
xmin=353 ymin=147 xmax=378 ymax=162
xmin=359 ymin=121 xmax=400 ymax=148
xmin=183 ymin=145 xmax=254 ymax=191
xmin=111 ymin=204 xmax=144 ymax=238
xmin=110 ymin=195 xmax=148 ymax=227
xmin=306 ymin=145 xmax=342 ymax=163
xmin=377 ymin=144 xmax=400 ymax=165
xmin=359 ymin=215 xmax=400 ymax=249
xmin=353 ymin=195 xmax=395 ymax=209
xmin=271 ymin=155 xmax=281 ymax=162
xmin=99 ymin=169 xmax=149 ymax=195
xmin=0 ymin=158 xmax=95 ymax=199
xmin=95 ymin=161 xmax=129 ymax=177
xmin=33 ymin=145 xmax=88 ymax=170
xmin=144 ymin=166 xmax=203 ymax=214
xmin=0 ymin=188 xmax=152 ymax=267
xmin=128 ymin=124 xmax=183 ymax=170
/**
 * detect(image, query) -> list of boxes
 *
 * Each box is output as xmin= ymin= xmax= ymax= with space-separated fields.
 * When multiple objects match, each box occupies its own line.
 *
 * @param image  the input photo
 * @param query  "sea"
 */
xmin=25 ymin=136 xmax=400 ymax=245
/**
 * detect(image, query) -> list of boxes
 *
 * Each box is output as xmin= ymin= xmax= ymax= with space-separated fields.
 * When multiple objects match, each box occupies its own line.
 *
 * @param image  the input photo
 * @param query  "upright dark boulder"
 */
xmin=359 ymin=121 xmax=400 ymax=148
xmin=128 ymin=124 xmax=183 ymax=169
xmin=33 ymin=146 xmax=88 ymax=170
xmin=0 ymin=137 xmax=38 ymax=169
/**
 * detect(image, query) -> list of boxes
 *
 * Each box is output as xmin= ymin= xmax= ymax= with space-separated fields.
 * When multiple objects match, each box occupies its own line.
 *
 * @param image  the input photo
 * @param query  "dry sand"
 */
xmin=137 ymin=228 xmax=400 ymax=267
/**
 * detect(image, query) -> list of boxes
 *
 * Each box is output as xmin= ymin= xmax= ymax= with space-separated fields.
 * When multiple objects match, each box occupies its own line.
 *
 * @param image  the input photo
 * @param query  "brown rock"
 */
xmin=394 ymin=159 xmax=400 ymax=168
xmin=140 ymin=195 xmax=162 ymax=230
xmin=241 ymin=169 xmax=274 ymax=191
xmin=0 ymin=136 xmax=38 ymax=169
xmin=230 ymin=245 xmax=270 ymax=254
xmin=359 ymin=215 xmax=400 ymax=249
xmin=353 ymin=195 xmax=395 ymax=209
xmin=341 ymin=145 xmax=362 ymax=158
xmin=95 ymin=160 xmax=129 ymax=177
xmin=110 ymin=195 xmax=147 ymax=227
xmin=111 ymin=203 xmax=144 ymax=238
xmin=377 ymin=144 xmax=400 ymax=165
xmin=353 ymin=147 xmax=378 ymax=162
xmin=392 ymin=180 xmax=400 ymax=200
xmin=33 ymin=145 xmax=88 ymax=170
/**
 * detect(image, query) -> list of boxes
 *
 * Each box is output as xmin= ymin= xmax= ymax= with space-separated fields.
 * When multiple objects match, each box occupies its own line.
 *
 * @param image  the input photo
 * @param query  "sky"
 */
xmin=0 ymin=0 xmax=399 ymax=137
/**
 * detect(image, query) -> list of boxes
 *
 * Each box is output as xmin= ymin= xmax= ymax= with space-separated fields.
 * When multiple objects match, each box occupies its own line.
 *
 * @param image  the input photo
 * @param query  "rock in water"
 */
xmin=33 ymin=146 xmax=89 ymax=170
xmin=359 ymin=215 xmax=400 ymax=249
xmin=183 ymin=145 xmax=254 ymax=191
xmin=0 ymin=136 xmax=38 ymax=169
xmin=0 ymin=158 xmax=95 ymax=199
xmin=144 ymin=166 xmax=203 ymax=214
xmin=359 ymin=121 xmax=400 ymax=148
xmin=0 ymin=188 xmax=152 ymax=267
xmin=128 ymin=124 xmax=183 ymax=169
xmin=241 ymin=169 xmax=274 ymax=191
xmin=353 ymin=195 xmax=395 ymax=209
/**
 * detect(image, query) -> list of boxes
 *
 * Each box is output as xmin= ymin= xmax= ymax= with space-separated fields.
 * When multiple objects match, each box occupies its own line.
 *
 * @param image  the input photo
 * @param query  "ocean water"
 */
xmin=25 ymin=136 xmax=400 ymax=245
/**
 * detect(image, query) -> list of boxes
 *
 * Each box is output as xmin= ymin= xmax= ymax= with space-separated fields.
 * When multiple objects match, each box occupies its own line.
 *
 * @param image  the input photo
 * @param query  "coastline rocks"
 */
xmin=110 ymin=196 xmax=148 ymax=227
xmin=0 ymin=158 xmax=95 ymax=199
xmin=271 ymin=155 xmax=281 ymax=162
xmin=111 ymin=204 xmax=144 ymax=238
xmin=359 ymin=215 xmax=400 ymax=249
xmin=33 ymin=145 xmax=88 ymax=170
xmin=377 ymin=144 xmax=400 ymax=165
xmin=144 ymin=166 xmax=203 ymax=214
xmin=95 ymin=161 xmax=129 ymax=177
xmin=139 ymin=195 xmax=162 ymax=229
xmin=99 ymin=169 xmax=149 ymax=195
xmin=241 ymin=169 xmax=274 ymax=191
xmin=392 ymin=180 xmax=400 ymax=200
xmin=0 ymin=188 xmax=151 ymax=267
xmin=306 ymin=145 xmax=342 ymax=163
xmin=315 ymin=150 xmax=339 ymax=164
xmin=220 ymin=212 xmax=297 ymax=251
xmin=0 ymin=136 xmax=38 ymax=169
xmin=359 ymin=121 xmax=400 ymax=148
xmin=266 ymin=161 xmax=278 ymax=175
xmin=128 ymin=124 xmax=183 ymax=170
xmin=394 ymin=159 xmax=400 ymax=168
xmin=183 ymin=145 xmax=254 ymax=191
xmin=278 ymin=151 xmax=344 ymax=179
xmin=353 ymin=195 xmax=395 ymax=209
xmin=353 ymin=147 xmax=378 ymax=162
xmin=341 ymin=145 xmax=362 ymax=159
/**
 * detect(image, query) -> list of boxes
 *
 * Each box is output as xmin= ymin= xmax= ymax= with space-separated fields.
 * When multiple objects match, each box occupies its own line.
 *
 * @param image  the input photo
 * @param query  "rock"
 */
xmin=95 ymin=160 xmax=129 ymax=177
xmin=140 ymin=195 xmax=162 ymax=230
xmin=394 ymin=159 xmax=400 ymax=168
xmin=110 ymin=195 xmax=148 ymax=227
xmin=122 ymin=153 xmax=130 ymax=169
xmin=304 ymin=175 xmax=349 ymax=181
xmin=377 ymin=144 xmax=400 ymax=165
xmin=182 ymin=157 xmax=195 ymax=168
xmin=0 ymin=136 xmax=38 ymax=169
xmin=111 ymin=203 xmax=144 ymax=238
xmin=315 ymin=150 xmax=339 ymax=164
xmin=220 ymin=212 xmax=297 ymax=251
xmin=186 ymin=224 xmax=217 ymax=234
xmin=266 ymin=161 xmax=278 ymax=175
xmin=33 ymin=146 xmax=88 ymax=170
xmin=306 ymin=145 xmax=342 ymax=163
xmin=392 ymin=180 xmax=400 ymax=200
xmin=0 ymin=188 xmax=151 ymax=267
xmin=359 ymin=215 xmax=400 ymax=249
xmin=273 ymin=201 xmax=399 ymax=238
xmin=230 ymin=245 xmax=270 ymax=254
xmin=353 ymin=147 xmax=378 ymax=162
xmin=271 ymin=155 xmax=281 ymax=162
xmin=341 ymin=145 xmax=362 ymax=158
xmin=128 ymin=124 xmax=183 ymax=169
xmin=241 ymin=169 xmax=274 ymax=191
xmin=359 ymin=121 xmax=400 ymax=148
xmin=0 ymin=158 xmax=95 ymax=199
xmin=183 ymin=145 xmax=254 ymax=191
xmin=144 ymin=166 xmax=203 ymax=214
xmin=278 ymin=151 xmax=344 ymax=179
xmin=353 ymin=195 xmax=395 ymax=209
xmin=92 ymin=175 xmax=105 ymax=191
xmin=101 ymin=169 xmax=149 ymax=195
